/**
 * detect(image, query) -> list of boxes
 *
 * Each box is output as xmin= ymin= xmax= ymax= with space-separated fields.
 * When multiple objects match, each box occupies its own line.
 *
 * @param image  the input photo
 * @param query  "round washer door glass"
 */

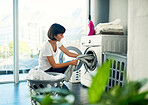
xmin=84 ymin=48 xmax=98 ymax=71
xmin=59 ymin=46 xmax=82 ymax=70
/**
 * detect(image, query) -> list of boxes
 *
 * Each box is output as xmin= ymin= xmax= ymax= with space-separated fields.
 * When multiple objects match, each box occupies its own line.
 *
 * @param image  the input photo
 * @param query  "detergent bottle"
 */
xmin=88 ymin=20 xmax=95 ymax=36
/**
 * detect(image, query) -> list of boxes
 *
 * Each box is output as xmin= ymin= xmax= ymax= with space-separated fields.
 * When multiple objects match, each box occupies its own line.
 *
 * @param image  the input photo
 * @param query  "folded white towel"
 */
xmin=95 ymin=19 xmax=124 ymax=35
xmin=26 ymin=69 xmax=64 ymax=81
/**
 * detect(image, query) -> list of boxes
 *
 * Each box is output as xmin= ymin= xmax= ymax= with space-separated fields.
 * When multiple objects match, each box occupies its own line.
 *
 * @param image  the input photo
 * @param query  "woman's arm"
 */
xmin=59 ymin=45 xmax=79 ymax=58
xmin=47 ymin=56 xmax=78 ymax=68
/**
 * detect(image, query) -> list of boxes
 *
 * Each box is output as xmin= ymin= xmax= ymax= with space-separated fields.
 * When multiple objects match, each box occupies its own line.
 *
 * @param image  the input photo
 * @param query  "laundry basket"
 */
xmin=27 ymin=72 xmax=65 ymax=105
xmin=103 ymin=52 xmax=127 ymax=91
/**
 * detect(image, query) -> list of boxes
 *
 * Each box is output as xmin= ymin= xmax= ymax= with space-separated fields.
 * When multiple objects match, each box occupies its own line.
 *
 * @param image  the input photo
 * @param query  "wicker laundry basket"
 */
xmin=27 ymin=72 xmax=65 ymax=105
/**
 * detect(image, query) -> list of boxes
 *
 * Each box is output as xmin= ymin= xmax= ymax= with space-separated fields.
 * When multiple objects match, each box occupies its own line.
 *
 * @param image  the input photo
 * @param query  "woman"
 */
xmin=38 ymin=23 xmax=79 ymax=73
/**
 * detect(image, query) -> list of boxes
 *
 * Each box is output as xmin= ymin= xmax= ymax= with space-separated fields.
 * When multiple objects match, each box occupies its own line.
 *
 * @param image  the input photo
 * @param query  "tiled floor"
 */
xmin=0 ymin=81 xmax=89 ymax=105
xmin=64 ymin=82 xmax=89 ymax=105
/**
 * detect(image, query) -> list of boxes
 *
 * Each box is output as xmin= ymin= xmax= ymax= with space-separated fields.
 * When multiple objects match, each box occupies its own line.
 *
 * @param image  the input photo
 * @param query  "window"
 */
xmin=0 ymin=0 xmax=13 ymax=82
xmin=18 ymin=0 xmax=86 ymax=81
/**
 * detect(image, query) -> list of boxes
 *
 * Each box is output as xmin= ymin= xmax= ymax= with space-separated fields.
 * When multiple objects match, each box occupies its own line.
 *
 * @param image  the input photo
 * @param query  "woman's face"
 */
xmin=54 ymin=33 xmax=64 ymax=41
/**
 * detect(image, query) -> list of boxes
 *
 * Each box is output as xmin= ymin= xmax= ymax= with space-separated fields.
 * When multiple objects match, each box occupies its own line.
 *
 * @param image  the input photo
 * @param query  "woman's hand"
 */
xmin=70 ymin=59 xmax=78 ymax=65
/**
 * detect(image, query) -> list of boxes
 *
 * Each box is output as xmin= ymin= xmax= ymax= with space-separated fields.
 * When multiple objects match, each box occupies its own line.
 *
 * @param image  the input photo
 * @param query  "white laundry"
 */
xmin=26 ymin=69 xmax=64 ymax=81
xmin=95 ymin=19 xmax=124 ymax=35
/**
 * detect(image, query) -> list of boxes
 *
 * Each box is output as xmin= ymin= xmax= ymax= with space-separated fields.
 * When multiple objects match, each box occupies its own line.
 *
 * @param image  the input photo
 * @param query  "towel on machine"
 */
xmin=95 ymin=19 xmax=124 ymax=35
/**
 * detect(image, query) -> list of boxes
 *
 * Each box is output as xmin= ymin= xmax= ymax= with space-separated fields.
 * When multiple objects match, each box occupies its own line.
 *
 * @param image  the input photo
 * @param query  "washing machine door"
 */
xmin=59 ymin=46 xmax=82 ymax=70
xmin=84 ymin=47 xmax=98 ymax=72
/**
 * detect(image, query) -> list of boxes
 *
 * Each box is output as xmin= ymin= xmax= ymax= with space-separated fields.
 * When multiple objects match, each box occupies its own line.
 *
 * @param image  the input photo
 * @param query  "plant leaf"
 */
xmin=88 ymin=61 xmax=111 ymax=104
xmin=41 ymin=95 xmax=53 ymax=105
xmin=129 ymin=91 xmax=148 ymax=104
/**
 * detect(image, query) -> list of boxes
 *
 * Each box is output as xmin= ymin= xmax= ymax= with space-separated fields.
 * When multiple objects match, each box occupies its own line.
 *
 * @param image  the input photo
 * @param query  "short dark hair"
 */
xmin=47 ymin=23 xmax=66 ymax=40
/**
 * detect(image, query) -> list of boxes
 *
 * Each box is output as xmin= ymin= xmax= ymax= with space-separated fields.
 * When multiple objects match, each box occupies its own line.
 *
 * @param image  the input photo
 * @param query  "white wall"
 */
xmin=109 ymin=0 xmax=128 ymax=35
xmin=91 ymin=0 xmax=109 ymax=27
xmin=128 ymin=0 xmax=148 ymax=90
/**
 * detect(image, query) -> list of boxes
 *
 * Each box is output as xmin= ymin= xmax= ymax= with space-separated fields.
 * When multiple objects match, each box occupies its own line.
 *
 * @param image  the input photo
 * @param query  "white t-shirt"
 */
xmin=38 ymin=40 xmax=63 ymax=71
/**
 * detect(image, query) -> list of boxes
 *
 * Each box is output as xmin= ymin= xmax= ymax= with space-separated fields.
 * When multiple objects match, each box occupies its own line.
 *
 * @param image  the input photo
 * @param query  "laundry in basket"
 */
xmin=26 ymin=68 xmax=64 ymax=81
xmin=26 ymin=69 xmax=66 ymax=94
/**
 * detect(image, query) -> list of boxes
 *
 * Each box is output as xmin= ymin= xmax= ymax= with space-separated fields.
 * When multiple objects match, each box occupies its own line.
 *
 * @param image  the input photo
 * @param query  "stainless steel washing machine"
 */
xmin=80 ymin=34 xmax=127 ymax=87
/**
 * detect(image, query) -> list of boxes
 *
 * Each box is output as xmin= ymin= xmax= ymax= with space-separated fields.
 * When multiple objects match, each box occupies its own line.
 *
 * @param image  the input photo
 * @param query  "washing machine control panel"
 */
xmin=81 ymin=36 xmax=102 ymax=46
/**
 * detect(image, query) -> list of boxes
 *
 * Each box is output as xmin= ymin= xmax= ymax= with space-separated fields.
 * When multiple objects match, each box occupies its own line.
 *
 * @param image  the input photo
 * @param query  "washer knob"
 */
xmin=88 ymin=40 xmax=91 ymax=43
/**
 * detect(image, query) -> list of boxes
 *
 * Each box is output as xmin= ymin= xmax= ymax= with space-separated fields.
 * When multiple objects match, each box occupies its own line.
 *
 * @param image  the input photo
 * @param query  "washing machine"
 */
xmin=80 ymin=34 xmax=127 ymax=87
